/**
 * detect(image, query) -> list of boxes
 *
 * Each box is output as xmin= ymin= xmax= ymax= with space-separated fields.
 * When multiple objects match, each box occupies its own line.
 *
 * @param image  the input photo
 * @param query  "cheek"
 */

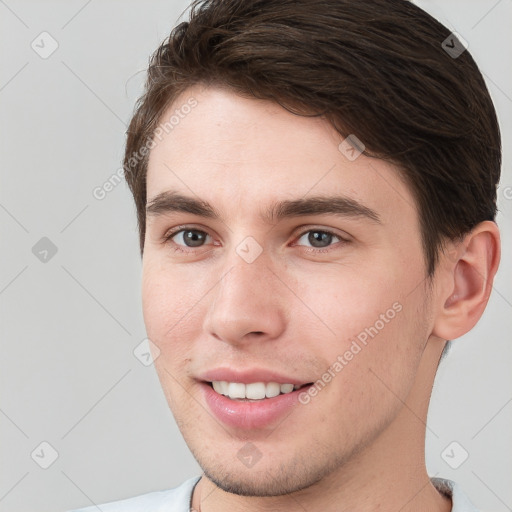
xmin=141 ymin=260 xmax=206 ymax=361
xmin=291 ymin=263 xmax=399 ymax=335
xmin=292 ymin=259 xmax=427 ymax=379
xmin=142 ymin=264 xmax=204 ymax=417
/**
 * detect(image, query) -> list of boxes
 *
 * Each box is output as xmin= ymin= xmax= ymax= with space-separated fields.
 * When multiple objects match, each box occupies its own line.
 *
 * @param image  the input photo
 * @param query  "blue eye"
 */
xmin=163 ymin=226 xmax=347 ymax=255
xmin=296 ymin=230 xmax=342 ymax=249
xmin=169 ymin=229 xmax=211 ymax=247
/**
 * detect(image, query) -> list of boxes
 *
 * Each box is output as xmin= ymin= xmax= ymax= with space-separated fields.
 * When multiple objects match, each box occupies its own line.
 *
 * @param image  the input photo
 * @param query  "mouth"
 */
xmin=197 ymin=368 xmax=316 ymax=428
xmin=207 ymin=381 xmax=313 ymax=401
xmin=200 ymin=379 xmax=315 ymax=429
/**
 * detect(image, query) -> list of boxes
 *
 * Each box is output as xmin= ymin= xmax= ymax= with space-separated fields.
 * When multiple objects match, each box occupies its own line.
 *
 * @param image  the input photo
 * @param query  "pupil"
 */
xmin=184 ymin=230 xmax=205 ymax=247
xmin=308 ymin=231 xmax=332 ymax=248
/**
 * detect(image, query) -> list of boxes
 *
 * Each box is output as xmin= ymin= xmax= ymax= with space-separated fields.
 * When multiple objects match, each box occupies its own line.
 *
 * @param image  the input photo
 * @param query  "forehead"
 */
xmin=146 ymin=84 xmax=417 ymax=225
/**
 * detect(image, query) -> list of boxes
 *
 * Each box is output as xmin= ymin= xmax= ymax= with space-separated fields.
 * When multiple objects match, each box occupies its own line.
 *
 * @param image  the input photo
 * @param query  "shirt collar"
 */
xmin=432 ymin=477 xmax=480 ymax=512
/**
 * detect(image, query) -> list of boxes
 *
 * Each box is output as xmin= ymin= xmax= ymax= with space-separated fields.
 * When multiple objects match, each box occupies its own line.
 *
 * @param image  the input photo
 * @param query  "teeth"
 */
xmin=246 ymin=382 xmax=266 ymax=399
xmin=281 ymin=383 xmax=294 ymax=393
xmin=228 ymin=382 xmax=245 ymax=399
xmin=266 ymin=382 xmax=280 ymax=398
xmin=211 ymin=381 xmax=297 ymax=400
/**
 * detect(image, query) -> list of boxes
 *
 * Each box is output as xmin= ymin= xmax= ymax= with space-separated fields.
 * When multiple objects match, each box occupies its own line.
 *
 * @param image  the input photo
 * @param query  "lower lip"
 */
xmin=200 ymin=382 xmax=312 ymax=430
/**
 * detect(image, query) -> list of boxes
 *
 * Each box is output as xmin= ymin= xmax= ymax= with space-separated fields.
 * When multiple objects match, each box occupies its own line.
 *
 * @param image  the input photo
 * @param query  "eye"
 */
xmin=166 ymin=228 xmax=212 ymax=248
xmin=295 ymin=229 xmax=344 ymax=250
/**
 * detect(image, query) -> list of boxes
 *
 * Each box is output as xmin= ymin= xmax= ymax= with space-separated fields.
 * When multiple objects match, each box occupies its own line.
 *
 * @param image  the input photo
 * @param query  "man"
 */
xmin=72 ymin=0 xmax=501 ymax=510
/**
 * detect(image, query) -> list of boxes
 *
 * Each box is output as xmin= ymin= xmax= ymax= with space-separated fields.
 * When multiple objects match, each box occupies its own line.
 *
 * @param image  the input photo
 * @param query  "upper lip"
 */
xmin=198 ymin=367 xmax=312 ymax=385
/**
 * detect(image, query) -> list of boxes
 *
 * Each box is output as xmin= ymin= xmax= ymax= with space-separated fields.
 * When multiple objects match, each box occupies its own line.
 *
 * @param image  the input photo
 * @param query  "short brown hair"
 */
xmin=124 ymin=0 xmax=501 ymax=275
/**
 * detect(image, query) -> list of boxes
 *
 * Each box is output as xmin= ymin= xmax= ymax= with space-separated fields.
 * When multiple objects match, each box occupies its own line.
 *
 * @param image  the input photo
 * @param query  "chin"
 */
xmin=189 ymin=439 xmax=345 ymax=498
xmin=202 ymin=464 xmax=326 ymax=497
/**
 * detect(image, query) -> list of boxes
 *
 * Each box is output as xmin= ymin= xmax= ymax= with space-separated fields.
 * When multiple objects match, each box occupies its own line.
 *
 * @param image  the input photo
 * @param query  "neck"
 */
xmin=191 ymin=337 xmax=451 ymax=512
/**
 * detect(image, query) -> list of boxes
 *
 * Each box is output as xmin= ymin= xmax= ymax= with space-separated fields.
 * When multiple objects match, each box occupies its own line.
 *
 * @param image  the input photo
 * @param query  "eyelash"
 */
xmin=162 ymin=225 xmax=348 ymax=254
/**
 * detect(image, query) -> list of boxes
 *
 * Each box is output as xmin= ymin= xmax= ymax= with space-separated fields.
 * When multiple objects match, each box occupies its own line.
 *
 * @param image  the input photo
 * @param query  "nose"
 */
xmin=202 ymin=251 xmax=287 ymax=346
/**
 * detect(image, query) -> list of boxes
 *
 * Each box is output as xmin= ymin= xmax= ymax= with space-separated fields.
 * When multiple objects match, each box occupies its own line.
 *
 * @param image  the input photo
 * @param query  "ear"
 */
xmin=432 ymin=221 xmax=501 ymax=340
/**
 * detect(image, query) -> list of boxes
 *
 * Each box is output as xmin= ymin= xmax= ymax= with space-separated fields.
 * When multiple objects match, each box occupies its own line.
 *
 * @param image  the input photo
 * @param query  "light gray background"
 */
xmin=0 ymin=1 xmax=510 ymax=511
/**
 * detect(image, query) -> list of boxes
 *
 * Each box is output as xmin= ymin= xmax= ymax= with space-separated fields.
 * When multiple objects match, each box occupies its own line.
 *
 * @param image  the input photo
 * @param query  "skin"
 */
xmin=141 ymin=84 xmax=500 ymax=512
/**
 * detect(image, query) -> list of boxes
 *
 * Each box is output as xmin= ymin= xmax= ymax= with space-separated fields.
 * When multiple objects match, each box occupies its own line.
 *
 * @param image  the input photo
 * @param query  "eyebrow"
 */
xmin=146 ymin=191 xmax=381 ymax=224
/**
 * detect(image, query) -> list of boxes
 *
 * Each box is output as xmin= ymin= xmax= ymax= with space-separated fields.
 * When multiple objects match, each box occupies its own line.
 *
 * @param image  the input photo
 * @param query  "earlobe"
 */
xmin=432 ymin=221 xmax=501 ymax=341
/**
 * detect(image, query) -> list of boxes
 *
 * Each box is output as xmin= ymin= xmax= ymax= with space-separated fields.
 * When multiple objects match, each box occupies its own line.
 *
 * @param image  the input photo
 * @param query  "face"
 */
xmin=142 ymin=84 xmax=435 ymax=496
